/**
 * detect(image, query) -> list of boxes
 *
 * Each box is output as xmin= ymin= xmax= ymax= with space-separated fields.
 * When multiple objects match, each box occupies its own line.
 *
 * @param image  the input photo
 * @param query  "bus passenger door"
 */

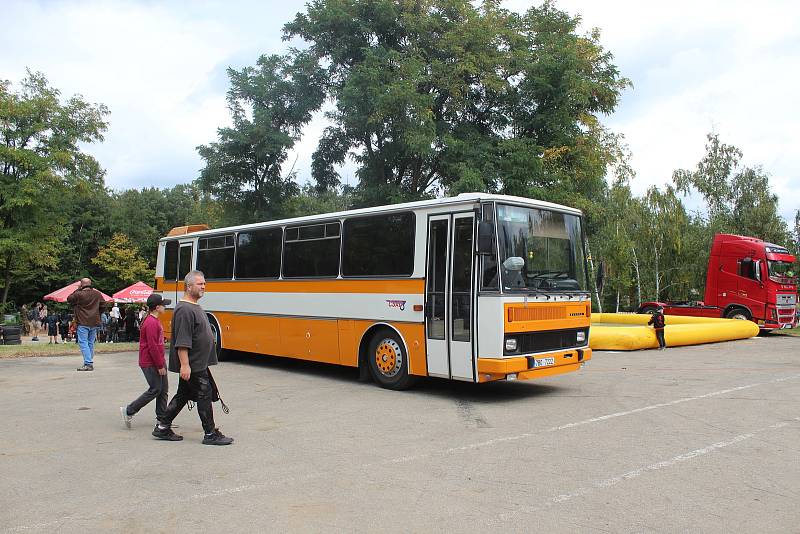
xmin=449 ymin=214 xmax=475 ymax=381
xmin=425 ymin=216 xmax=450 ymax=378
xmin=425 ymin=214 xmax=476 ymax=381
xmin=175 ymin=241 xmax=193 ymax=302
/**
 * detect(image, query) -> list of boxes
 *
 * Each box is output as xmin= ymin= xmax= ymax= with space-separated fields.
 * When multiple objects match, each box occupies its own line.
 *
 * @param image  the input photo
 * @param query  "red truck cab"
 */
xmin=639 ymin=234 xmax=797 ymax=331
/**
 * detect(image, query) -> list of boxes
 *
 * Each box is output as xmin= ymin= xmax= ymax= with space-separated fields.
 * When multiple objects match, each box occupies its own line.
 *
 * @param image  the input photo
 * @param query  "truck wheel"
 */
xmin=725 ymin=308 xmax=750 ymax=321
xmin=638 ymin=306 xmax=658 ymax=315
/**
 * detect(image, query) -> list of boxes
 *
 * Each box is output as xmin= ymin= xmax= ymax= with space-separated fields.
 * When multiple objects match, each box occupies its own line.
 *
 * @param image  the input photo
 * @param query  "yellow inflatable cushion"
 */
xmin=589 ymin=313 xmax=760 ymax=351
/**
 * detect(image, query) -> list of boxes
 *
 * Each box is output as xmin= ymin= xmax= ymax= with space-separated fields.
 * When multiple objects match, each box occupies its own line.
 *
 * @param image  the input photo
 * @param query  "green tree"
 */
xmin=673 ymin=132 xmax=789 ymax=245
xmin=198 ymin=54 xmax=325 ymax=224
xmin=90 ymin=233 xmax=153 ymax=291
xmin=636 ymin=185 xmax=691 ymax=300
xmin=0 ymin=71 xmax=108 ymax=305
xmin=280 ymin=0 xmax=629 ymax=206
xmin=107 ymin=183 xmax=222 ymax=266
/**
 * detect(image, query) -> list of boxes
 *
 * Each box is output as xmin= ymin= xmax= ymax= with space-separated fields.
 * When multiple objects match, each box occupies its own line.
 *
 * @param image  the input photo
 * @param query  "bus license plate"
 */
xmin=532 ymin=357 xmax=555 ymax=368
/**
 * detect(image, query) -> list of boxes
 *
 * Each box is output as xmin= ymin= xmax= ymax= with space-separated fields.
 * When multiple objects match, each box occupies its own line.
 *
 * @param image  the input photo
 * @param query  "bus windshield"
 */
xmin=496 ymin=204 xmax=587 ymax=292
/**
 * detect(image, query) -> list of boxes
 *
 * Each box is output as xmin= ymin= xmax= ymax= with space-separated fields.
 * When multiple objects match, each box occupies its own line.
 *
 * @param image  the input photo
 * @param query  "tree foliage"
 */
xmin=297 ymin=0 xmax=629 ymax=206
xmin=197 ymin=54 xmax=326 ymax=224
xmin=90 ymin=233 xmax=153 ymax=291
xmin=0 ymin=70 xmax=108 ymax=305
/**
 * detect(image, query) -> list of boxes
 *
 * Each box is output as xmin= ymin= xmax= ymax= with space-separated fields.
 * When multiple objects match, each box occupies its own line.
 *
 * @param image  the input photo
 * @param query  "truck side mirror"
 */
xmin=754 ymin=260 xmax=762 ymax=284
xmin=477 ymin=221 xmax=494 ymax=255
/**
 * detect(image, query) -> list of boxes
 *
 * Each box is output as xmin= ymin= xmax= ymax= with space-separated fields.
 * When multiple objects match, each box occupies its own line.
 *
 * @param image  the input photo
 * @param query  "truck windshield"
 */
xmin=768 ymin=260 xmax=796 ymax=281
xmin=496 ymin=204 xmax=587 ymax=292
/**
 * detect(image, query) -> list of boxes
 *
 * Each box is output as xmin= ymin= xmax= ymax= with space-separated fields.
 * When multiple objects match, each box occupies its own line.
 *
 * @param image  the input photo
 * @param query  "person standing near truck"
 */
xmin=648 ymin=307 xmax=667 ymax=350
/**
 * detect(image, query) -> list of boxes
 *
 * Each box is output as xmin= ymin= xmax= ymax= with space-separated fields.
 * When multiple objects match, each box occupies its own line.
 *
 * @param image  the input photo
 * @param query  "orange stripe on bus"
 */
xmin=154 ymin=277 xmax=424 ymax=294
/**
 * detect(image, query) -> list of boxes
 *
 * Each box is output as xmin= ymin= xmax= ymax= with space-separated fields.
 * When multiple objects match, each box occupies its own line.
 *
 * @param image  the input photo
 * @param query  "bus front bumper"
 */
xmin=476 ymin=348 xmax=592 ymax=383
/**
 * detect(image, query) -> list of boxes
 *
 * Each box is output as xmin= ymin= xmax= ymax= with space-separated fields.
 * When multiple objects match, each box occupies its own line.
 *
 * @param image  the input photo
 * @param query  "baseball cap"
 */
xmin=146 ymin=293 xmax=172 ymax=309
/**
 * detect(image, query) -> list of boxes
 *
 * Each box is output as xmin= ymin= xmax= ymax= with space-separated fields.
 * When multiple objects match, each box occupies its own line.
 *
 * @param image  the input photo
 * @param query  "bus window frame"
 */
xmin=233 ymin=226 xmax=284 ymax=281
xmin=197 ymin=233 xmax=236 ymax=281
xmin=281 ymin=219 xmax=343 ymax=279
xmin=163 ymin=240 xmax=179 ymax=281
xmin=340 ymin=211 xmax=417 ymax=279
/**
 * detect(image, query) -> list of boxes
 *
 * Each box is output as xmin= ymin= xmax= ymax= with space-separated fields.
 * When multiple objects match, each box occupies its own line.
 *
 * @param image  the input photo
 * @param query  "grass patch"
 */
xmin=776 ymin=326 xmax=800 ymax=336
xmin=0 ymin=341 xmax=139 ymax=359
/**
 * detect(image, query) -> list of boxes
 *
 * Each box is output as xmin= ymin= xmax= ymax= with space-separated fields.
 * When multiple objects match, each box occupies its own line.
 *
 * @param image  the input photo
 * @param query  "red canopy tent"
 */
xmin=112 ymin=281 xmax=154 ymax=303
xmin=43 ymin=281 xmax=114 ymax=303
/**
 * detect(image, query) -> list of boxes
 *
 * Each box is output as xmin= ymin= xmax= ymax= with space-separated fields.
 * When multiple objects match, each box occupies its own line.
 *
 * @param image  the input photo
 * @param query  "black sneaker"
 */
xmin=152 ymin=425 xmax=183 ymax=441
xmin=77 ymin=364 xmax=94 ymax=371
xmin=202 ymin=429 xmax=234 ymax=446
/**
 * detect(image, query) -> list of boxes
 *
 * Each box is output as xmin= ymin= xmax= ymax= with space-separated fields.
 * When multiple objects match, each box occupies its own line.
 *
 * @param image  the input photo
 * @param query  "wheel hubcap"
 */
xmin=375 ymin=339 xmax=402 ymax=377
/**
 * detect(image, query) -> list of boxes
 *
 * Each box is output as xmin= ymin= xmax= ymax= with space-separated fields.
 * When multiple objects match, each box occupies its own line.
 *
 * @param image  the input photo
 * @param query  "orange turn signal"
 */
xmin=413 ymin=304 xmax=424 ymax=312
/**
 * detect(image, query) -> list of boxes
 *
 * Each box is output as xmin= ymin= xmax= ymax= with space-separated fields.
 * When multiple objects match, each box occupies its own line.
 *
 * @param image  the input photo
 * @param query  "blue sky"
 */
xmin=3 ymin=0 xmax=799 ymax=224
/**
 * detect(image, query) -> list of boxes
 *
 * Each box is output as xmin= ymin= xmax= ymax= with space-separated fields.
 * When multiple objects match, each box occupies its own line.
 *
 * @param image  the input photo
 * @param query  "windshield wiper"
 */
xmin=527 ymin=270 xmax=569 ymax=279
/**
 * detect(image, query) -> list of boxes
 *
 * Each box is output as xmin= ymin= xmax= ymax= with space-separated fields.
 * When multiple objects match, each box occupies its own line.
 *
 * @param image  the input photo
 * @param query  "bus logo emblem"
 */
xmin=386 ymin=300 xmax=406 ymax=311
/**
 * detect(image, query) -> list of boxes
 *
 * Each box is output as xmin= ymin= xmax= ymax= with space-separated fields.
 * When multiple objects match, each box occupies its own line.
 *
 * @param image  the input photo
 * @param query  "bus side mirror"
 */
xmin=477 ymin=221 xmax=494 ymax=255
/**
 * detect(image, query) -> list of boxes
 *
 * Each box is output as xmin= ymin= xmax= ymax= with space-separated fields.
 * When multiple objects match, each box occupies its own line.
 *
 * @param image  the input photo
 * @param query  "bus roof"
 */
xmin=160 ymin=193 xmax=583 ymax=241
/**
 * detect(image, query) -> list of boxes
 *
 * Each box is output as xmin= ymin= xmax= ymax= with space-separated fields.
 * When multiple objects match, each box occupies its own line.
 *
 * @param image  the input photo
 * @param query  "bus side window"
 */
xmin=342 ymin=212 xmax=414 ymax=277
xmin=283 ymin=222 xmax=341 ymax=278
xmin=480 ymin=202 xmax=499 ymax=291
xmin=164 ymin=241 xmax=178 ymax=281
xmin=198 ymin=234 xmax=235 ymax=280
xmin=236 ymin=228 xmax=282 ymax=279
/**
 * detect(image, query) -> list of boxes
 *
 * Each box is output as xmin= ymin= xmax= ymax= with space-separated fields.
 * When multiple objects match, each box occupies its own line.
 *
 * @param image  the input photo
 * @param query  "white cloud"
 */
xmin=541 ymin=0 xmax=800 ymax=221
xmin=3 ymin=0 xmax=799 ymax=225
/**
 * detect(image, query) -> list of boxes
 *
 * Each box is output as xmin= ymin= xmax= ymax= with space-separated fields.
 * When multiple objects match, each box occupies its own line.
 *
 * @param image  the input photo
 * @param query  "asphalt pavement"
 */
xmin=1 ymin=334 xmax=799 ymax=533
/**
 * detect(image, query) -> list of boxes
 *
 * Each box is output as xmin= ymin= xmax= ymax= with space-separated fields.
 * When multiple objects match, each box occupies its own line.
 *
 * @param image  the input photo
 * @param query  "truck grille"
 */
xmin=776 ymin=294 xmax=796 ymax=306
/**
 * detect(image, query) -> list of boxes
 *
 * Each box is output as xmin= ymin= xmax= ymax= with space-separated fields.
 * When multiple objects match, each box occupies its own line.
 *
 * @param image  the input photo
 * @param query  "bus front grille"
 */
xmin=507 ymin=306 xmax=567 ymax=322
xmin=504 ymin=328 xmax=588 ymax=356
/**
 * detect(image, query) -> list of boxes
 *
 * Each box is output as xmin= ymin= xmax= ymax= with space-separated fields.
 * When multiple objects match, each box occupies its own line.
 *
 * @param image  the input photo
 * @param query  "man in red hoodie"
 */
xmin=120 ymin=293 xmax=172 ymax=429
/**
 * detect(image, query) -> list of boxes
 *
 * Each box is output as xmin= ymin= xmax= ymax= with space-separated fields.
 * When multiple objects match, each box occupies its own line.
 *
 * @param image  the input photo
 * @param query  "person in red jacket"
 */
xmin=120 ymin=293 xmax=172 ymax=428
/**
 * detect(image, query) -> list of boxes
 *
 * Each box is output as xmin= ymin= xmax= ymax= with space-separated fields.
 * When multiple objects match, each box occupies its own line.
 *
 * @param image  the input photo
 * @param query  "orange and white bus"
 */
xmin=154 ymin=193 xmax=592 ymax=389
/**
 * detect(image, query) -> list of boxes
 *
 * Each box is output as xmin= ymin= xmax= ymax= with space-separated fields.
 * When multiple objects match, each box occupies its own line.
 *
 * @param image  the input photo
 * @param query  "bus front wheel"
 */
xmin=367 ymin=329 xmax=414 ymax=390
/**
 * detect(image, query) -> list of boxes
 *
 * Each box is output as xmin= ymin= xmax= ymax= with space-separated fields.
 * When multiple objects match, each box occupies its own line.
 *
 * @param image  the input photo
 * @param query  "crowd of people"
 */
xmin=20 ymin=301 xmax=150 ymax=344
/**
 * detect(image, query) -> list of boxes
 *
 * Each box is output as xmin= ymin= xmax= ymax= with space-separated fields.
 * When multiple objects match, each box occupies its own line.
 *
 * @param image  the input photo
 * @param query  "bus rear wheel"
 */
xmin=367 ymin=329 xmax=414 ymax=390
xmin=207 ymin=315 xmax=227 ymax=361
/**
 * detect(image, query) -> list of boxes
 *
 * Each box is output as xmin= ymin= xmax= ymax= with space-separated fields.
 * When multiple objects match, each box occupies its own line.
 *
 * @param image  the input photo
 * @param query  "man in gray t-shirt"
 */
xmin=152 ymin=270 xmax=233 ymax=446
xmin=168 ymin=300 xmax=218 ymax=372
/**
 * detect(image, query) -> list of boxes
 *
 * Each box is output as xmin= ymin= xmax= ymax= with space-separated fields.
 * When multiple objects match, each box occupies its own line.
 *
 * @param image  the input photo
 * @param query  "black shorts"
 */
xmin=48 ymin=323 xmax=58 ymax=336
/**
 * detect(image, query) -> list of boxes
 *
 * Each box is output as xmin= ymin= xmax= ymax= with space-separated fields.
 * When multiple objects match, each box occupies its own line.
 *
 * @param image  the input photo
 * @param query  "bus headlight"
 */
xmin=576 ymin=331 xmax=586 ymax=343
xmin=505 ymin=338 xmax=517 ymax=351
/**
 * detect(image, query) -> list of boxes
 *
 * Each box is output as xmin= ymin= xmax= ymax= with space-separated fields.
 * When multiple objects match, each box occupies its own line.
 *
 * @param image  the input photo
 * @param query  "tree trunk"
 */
xmin=585 ymin=240 xmax=603 ymax=313
xmin=654 ymin=244 xmax=660 ymax=300
xmin=631 ymin=245 xmax=641 ymax=308
xmin=615 ymin=290 xmax=620 ymax=313
xmin=1 ymin=254 xmax=11 ymax=307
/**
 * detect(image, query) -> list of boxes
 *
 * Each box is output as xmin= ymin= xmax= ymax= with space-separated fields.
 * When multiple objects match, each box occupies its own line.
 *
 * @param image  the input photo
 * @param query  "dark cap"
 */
xmin=146 ymin=293 xmax=172 ymax=309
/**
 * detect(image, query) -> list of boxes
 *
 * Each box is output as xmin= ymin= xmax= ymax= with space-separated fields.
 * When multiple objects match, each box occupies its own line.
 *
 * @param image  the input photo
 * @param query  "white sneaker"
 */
xmin=120 ymin=406 xmax=133 ymax=429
